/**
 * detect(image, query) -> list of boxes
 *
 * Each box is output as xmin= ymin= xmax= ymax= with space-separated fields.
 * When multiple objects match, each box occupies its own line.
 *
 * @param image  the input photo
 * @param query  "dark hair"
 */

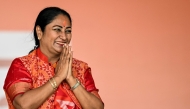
xmin=29 ymin=7 xmax=72 ymax=53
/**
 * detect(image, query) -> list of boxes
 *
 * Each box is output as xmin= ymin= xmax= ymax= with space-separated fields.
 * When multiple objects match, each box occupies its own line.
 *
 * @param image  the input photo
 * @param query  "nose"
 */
xmin=59 ymin=33 xmax=67 ymax=40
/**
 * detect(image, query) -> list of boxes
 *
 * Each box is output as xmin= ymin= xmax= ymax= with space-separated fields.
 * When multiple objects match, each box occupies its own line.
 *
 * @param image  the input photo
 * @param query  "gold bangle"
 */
xmin=71 ymin=78 xmax=80 ymax=90
xmin=49 ymin=77 xmax=57 ymax=90
xmin=52 ymin=78 xmax=57 ymax=88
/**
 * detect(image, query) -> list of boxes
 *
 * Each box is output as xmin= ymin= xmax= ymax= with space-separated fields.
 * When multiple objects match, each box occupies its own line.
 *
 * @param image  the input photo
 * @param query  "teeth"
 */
xmin=56 ymin=42 xmax=67 ymax=45
xmin=57 ymin=42 xmax=64 ymax=44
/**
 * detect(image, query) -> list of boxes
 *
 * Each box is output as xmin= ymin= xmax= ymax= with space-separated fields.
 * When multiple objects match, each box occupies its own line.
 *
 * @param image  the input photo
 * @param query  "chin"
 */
xmin=56 ymin=49 xmax=63 ymax=53
xmin=54 ymin=47 xmax=63 ymax=54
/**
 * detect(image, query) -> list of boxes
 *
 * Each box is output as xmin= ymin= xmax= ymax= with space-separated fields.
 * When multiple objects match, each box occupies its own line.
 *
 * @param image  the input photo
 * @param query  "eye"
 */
xmin=65 ymin=30 xmax=72 ymax=34
xmin=53 ymin=28 xmax=61 ymax=32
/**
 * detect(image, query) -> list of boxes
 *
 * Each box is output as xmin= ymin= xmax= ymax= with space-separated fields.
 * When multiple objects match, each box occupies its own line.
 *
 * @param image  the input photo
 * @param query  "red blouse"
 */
xmin=3 ymin=48 xmax=102 ymax=109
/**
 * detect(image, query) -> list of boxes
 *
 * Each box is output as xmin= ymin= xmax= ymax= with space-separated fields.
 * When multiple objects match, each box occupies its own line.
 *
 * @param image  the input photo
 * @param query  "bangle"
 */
xmin=52 ymin=78 xmax=57 ymax=88
xmin=49 ymin=77 xmax=57 ymax=90
xmin=71 ymin=78 xmax=80 ymax=90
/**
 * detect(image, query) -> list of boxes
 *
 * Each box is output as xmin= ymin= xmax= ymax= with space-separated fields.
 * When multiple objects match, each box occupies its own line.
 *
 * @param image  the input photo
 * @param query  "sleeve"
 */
xmin=3 ymin=58 xmax=32 ymax=102
xmin=84 ymin=67 xmax=103 ymax=101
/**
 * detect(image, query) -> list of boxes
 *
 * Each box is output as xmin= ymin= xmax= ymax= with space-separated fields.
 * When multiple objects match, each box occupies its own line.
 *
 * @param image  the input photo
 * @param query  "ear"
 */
xmin=36 ymin=26 xmax=43 ymax=40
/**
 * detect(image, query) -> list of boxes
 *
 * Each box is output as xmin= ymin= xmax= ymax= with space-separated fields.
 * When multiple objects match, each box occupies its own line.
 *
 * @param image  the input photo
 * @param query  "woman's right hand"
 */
xmin=55 ymin=44 xmax=72 ymax=81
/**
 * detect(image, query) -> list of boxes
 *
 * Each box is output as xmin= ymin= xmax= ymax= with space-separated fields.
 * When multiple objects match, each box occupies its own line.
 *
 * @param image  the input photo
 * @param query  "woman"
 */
xmin=3 ymin=7 xmax=104 ymax=109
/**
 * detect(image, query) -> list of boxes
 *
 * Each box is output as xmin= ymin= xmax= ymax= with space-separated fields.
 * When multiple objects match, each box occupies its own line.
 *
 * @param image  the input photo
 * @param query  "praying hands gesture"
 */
xmin=55 ymin=44 xmax=74 ymax=83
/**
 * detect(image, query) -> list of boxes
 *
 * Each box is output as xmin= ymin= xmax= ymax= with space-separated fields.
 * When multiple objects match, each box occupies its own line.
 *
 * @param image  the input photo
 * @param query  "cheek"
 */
xmin=67 ymin=34 xmax=72 ymax=40
xmin=42 ymin=33 xmax=57 ymax=44
xmin=67 ymin=35 xmax=72 ymax=43
xmin=48 ymin=32 xmax=58 ymax=41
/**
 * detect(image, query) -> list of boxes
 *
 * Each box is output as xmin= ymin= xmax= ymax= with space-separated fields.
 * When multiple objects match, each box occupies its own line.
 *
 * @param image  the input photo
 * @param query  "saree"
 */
xmin=3 ymin=48 xmax=102 ymax=109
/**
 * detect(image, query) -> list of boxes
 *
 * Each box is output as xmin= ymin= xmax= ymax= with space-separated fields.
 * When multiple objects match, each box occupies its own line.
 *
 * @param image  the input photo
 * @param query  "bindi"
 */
xmin=62 ymin=21 xmax=66 ymax=27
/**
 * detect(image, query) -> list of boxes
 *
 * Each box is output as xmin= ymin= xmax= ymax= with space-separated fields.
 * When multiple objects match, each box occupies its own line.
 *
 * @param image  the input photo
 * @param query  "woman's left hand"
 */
xmin=65 ymin=46 xmax=74 ymax=82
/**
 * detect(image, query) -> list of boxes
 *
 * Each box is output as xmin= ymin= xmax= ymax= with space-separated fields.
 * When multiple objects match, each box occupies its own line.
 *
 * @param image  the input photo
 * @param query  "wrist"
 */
xmin=49 ymin=77 xmax=58 ymax=90
xmin=71 ymin=78 xmax=80 ymax=90
xmin=53 ymin=75 xmax=63 ymax=85
xmin=66 ymin=76 xmax=76 ymax=87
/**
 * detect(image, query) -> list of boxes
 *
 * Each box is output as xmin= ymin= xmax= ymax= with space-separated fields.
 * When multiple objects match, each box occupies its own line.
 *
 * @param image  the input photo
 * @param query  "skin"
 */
xmin=13 ymin=14 xmax=104 ymax=109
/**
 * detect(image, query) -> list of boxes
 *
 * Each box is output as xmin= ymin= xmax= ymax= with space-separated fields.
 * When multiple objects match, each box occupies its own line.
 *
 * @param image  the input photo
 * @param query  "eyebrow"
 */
xmin=53 ymin=25 xmax=71 ymax=29
xmin=53 ymin=25 xmax=62 ymax=28
xmin=66 ymin=27 xmax=71 ymax=29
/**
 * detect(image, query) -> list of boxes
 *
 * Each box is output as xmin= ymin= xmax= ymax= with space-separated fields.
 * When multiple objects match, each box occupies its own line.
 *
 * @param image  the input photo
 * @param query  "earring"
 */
xmin=38 ymin=37 xmax=40 ymax=40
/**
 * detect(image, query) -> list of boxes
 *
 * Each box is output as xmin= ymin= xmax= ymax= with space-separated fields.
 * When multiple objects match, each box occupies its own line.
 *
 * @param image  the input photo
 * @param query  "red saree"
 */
xmin=3 ymin=48 xmax=102 ymax=109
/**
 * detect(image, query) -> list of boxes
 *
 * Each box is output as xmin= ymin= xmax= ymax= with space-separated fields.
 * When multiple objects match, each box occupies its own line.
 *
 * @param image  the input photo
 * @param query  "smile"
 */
xmin=56 ymin=42 xmax=67 ymax=47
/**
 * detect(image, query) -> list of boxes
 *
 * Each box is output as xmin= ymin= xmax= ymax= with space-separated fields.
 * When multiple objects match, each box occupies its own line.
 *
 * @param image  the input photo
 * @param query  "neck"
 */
xmin=39 ymin=47 xmax=60 ymax=64
xmin=48 ymin=55 xmax=60 ymax=64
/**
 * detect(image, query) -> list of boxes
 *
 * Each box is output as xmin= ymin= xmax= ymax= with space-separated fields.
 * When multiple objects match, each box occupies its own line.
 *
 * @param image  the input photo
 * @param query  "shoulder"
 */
xmin=9 ymin=52 xmax=34 ymax=70
xmin=10 ymin=58 xmax=23 ymax=66
xmin=19 ymin=51 xmax=36 ymax=63
xmin=72 ymin=58 xmax=91 ymax=78
xmin=72 ymin=58 xmax=89 ymax=69
xmin=73 ymin=58 xmax=87 ymax=64
xmin=9 ymin=55 xmax=31 ymax=70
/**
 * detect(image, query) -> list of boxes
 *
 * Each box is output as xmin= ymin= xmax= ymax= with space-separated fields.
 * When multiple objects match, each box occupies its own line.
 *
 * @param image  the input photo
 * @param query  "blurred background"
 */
xmin=0 ymin=0 xmax=190 ymax=109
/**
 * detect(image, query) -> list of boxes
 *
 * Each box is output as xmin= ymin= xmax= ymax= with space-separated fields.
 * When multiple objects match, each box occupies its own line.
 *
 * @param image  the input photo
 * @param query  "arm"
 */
xmin=13 ymin=79 xmax=57 ymax=109
xmin=65 ymin=58 xmax=104 ymax=109
xmin=4 ymin=58 xmax=63 ymax=109
xmin=67 ymin=73 xmax=104 ymax=109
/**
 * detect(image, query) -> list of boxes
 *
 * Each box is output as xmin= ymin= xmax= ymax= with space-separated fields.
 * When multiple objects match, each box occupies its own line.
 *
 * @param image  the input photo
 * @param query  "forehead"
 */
xmin=49 ymin=14 xmax=71 ymax=27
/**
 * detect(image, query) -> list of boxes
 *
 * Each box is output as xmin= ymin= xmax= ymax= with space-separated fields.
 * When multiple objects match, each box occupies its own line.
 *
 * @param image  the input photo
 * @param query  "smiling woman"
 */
xmin=35 ymin=14 xmax=72 ymax=58
xmin=3 ymin=7 xmax=104 ymax=109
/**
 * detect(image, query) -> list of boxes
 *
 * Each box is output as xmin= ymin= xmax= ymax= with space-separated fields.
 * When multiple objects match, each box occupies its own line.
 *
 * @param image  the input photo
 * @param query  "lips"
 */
xmin=56 ymin=41 xmax=67 ymax=46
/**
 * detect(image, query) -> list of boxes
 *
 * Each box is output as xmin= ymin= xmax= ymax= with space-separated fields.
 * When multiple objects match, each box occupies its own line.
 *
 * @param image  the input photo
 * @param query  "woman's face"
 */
xmin=38 ymin=14 xmax=72 ymax=56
